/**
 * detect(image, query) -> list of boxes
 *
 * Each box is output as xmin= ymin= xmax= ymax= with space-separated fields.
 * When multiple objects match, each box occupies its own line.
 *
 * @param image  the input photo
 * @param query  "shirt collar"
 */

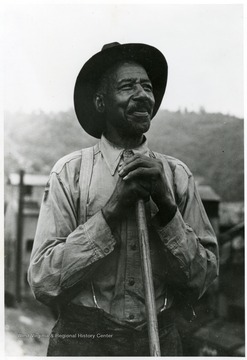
xmin=99 ymin=134 xmax=150 ymax=176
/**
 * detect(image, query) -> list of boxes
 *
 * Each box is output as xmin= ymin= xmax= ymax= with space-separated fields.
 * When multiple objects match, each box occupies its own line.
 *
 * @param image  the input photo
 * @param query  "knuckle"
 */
xmin=136 ymin=157 xmax=143 ymax=166
xmin=133 ymin=154 xmax=140 ymax=161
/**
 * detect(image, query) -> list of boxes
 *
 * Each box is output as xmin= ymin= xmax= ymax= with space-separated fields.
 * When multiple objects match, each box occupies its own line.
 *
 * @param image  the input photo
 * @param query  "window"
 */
xmin=26 ymin=239 xmax=33 ymax=252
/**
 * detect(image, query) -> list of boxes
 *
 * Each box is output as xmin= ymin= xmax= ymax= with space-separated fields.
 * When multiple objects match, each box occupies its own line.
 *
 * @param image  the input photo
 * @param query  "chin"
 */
xmin=133 ymin=121 xmax=150 ymax=135
xmin=126 ymin=116 xmax=150 ymax=133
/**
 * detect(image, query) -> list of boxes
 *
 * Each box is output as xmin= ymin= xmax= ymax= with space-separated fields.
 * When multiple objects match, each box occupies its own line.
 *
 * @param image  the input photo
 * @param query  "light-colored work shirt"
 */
xmin=28 ymin=135 xmax=218 ymax=324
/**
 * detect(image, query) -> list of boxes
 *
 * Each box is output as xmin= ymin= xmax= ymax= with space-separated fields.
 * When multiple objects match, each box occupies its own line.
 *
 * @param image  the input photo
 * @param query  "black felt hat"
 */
xmin=74 ymin=42 xmax=168 ymax=138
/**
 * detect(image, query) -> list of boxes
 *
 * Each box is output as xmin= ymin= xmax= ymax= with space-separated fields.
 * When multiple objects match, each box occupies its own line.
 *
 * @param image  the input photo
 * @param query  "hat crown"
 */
xmin=101 ymin=42 xmax=120 ymax=51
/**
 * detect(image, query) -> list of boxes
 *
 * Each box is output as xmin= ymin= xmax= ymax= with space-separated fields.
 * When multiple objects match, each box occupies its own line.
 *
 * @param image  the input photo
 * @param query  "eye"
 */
xmin=120 ymin=83 xmax=133 ymax=90
xmin=143 ymin=83 xmax=153 ymax=92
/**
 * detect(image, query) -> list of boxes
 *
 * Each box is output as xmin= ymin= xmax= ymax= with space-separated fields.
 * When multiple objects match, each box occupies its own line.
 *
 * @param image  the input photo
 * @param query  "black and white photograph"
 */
xmin=3 ymin=2 xmax=244 ymax=357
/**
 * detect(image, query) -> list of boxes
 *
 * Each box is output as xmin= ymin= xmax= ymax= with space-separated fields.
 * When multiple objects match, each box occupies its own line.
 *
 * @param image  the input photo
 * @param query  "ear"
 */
xmin=94 ymin=93 xmax=105 ymax=113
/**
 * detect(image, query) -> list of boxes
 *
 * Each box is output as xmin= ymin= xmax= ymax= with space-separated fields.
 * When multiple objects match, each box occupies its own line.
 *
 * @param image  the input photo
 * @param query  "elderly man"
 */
xmin=28 ymin=42 xmax=218 ymax=356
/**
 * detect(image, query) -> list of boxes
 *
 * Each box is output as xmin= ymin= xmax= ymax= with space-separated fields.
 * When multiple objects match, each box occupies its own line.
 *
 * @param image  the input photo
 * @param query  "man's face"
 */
xmin=100 ymin=62 xmax=155 ymax=137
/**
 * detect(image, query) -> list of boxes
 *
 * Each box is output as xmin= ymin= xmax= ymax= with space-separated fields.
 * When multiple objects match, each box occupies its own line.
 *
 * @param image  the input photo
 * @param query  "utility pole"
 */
xmin=15 ymin=169 xmax=25 ymax=303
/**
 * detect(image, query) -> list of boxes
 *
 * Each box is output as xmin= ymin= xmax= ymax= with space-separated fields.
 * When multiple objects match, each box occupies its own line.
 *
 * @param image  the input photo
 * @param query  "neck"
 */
xmin=104 ymin=128 xmax=144 ymax=149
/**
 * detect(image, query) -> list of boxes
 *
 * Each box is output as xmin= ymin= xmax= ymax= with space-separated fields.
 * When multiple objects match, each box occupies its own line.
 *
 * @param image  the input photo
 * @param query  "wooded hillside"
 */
xmin=4 ymin=109 xmax=244 ymax=202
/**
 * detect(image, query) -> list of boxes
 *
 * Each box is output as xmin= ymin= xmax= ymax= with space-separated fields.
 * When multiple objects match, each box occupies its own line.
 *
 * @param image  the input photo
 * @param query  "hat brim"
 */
xmin=74 ymin=43 xmax=168 ymax=138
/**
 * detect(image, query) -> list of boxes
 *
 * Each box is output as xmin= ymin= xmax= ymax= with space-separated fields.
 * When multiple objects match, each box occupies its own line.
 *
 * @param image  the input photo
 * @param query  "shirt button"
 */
xmin=128 ymin=278 xmax=135 ymax=286
xmin=131 ymin=243 xmax=137 ymax=250
xmin=104 ymin=247 xmax=110 ymax=254
xmin=128 ymin=314 xmax=135 ymax=320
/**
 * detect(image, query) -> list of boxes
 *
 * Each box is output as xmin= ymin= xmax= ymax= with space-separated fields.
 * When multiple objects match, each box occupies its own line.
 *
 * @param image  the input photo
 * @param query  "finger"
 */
xmin=120 ymin=154 xmax=152 ymax=168
xmin=118 ymin=156 xmax=153 ymax=177
xmin=130 ymin=179 xmax=151 ymax=193
xmin=131 ymin=186 xmax=150 ymax=202
xmin=121 ymin=167 xmax=158 ymax=181
xmin=121 ymin=153 xmax=141 ymax=165
xmin=118 ymin=154 xmax=138 ymax=172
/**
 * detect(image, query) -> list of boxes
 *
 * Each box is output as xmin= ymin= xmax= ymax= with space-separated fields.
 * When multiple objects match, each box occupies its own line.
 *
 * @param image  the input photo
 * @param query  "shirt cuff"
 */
xmin=152 ymin=208 xmax=187 ymax=250
xmin=84 ymin=210 xmax=117 ymax=257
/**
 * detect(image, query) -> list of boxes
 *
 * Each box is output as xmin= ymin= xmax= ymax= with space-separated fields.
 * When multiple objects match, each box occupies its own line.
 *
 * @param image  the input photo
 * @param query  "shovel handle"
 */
xmin=136 ymin=199 xmax=161 ymax=356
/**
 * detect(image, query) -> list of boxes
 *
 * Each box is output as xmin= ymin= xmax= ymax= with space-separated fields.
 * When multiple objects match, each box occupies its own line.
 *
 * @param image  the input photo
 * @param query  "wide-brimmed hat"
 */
xmin=74 ymin=42 xmax=168 ymax=138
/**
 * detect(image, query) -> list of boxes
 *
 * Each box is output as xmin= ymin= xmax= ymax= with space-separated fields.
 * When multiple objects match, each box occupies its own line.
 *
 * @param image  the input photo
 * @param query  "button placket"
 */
xmin=124 ymin=214 xmax=143 ymax=320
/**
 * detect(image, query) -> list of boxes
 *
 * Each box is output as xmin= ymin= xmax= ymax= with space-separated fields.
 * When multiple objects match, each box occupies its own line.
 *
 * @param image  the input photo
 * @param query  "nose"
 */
xmin=132 ymin=84 xmax=153 ymax=100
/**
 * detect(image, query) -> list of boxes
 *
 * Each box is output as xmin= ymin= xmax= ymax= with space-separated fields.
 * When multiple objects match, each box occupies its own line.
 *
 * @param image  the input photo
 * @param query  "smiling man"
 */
xmin=28 ymin=42 xmax=219 ymax=356
xmin=95 ymin=61 xmax=155 ymax=142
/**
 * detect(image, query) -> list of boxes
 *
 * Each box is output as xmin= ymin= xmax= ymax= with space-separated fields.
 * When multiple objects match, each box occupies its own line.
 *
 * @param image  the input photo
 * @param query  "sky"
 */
xmin=3 ymin=3 xmax=244 ymax=118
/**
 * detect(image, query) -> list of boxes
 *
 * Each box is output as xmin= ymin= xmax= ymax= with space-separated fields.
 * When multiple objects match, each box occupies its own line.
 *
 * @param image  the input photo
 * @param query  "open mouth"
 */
xmin=128 ymin=105 xmax=151 ymax=117
xmin=131 ymin=111 xmax=149 ymax=117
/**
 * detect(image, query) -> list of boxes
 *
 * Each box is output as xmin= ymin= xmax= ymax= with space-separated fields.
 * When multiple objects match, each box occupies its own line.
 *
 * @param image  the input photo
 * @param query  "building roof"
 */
xmin=198 ymin=185 xmax=220 ymax=202
xmin=8 ymin=173 xmax=48 ymax=187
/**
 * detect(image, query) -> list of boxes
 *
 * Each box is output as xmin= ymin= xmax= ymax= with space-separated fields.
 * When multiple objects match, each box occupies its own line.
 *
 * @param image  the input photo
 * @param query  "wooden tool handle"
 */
xmin=136 ymin=199 xmax=161 ymax=356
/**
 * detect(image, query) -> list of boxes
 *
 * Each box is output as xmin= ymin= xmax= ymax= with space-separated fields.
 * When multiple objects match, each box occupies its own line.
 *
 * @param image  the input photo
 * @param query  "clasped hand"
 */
xmin=102 ymin=154 xmax=177 ymax=226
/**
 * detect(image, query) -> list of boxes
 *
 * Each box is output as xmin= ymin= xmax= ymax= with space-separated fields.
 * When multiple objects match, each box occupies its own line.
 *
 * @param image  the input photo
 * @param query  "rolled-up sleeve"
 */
xmin=152 ymin=161 xmax=219 ymax=301
xmin=28 ymin=169 xmax=116 ymax=306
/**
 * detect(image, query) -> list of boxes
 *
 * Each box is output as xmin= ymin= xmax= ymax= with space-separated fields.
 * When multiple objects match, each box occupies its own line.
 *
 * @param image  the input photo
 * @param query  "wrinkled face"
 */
xmin=96 ymin=61 xmax=155 ymax=137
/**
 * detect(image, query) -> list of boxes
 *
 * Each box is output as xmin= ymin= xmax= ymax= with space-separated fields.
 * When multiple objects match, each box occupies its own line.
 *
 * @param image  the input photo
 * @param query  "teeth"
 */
xmin=132 ymin=111 xmax=149 ymax=116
